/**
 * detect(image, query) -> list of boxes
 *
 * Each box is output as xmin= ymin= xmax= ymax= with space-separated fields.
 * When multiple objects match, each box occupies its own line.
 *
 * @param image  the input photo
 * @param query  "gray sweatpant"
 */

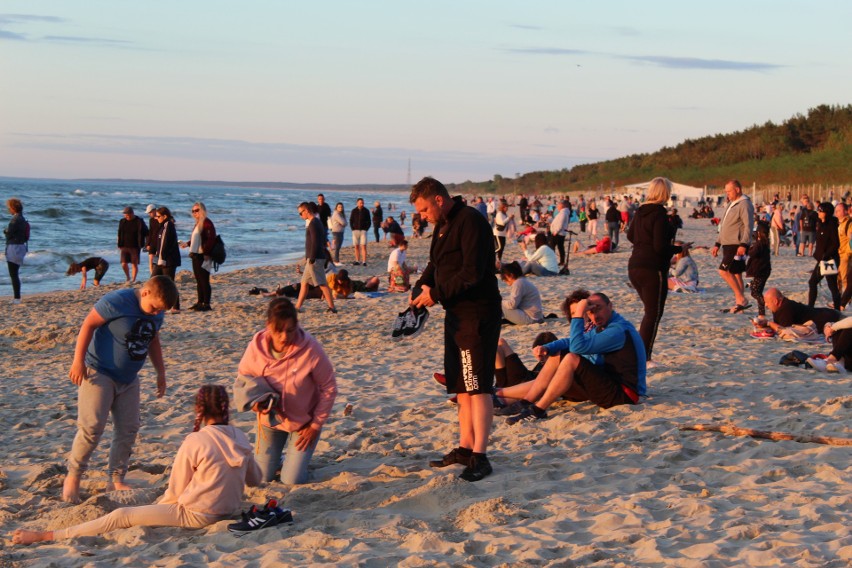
xmin=67 ymin=369 xmax=140 ymax=481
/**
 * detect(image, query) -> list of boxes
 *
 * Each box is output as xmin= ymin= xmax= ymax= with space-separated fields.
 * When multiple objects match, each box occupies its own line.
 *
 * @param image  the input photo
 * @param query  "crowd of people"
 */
xmin=8 ymin=176 xmax=852 ymax=546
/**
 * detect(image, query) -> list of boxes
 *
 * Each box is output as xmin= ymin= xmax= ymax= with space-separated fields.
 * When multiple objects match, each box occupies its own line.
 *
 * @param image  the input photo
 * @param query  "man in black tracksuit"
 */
xmin=410 ymin=177 xmax=501 ymax=482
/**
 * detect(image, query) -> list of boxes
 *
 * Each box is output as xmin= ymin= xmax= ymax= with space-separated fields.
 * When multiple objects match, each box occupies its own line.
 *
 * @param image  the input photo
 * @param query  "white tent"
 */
xmin=623 ymin=180 xmax=705 ymax=204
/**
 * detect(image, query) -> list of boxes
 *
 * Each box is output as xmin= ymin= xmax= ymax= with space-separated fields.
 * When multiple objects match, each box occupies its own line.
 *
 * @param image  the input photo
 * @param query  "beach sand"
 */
xmin=1 ymin=217 xmax=850 ymax=567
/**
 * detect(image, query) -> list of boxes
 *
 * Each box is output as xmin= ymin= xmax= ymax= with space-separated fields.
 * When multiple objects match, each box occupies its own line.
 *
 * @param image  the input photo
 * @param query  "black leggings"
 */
xmin=808 ymin=261 xmax=841 ymax=309
xmin=7 ymin=261 xmax=21 ymax=299
xmin=627 ymin=267 xmax=668 ymax=360
xmin=152 ymin=264 xmax=180 ymax=309
xmin=750 ymin=273 xmax=770 ymax=316
xmin=495 ymin=236 xmax=507 ymax=261
xmin=552 ymin=234 xmax=566 ymax=265
xmin=191 ymin=255 xmax=212 ymax=306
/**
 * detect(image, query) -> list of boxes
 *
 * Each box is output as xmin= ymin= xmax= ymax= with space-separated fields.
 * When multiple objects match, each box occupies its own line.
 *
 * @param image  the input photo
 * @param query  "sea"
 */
xmin=0 ymin=178 xmax=409 ymax=297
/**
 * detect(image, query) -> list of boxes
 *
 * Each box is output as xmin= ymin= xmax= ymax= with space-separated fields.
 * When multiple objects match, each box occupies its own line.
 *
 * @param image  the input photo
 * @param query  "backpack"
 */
xmin=209 ymin=235 xmax=226 ymax=270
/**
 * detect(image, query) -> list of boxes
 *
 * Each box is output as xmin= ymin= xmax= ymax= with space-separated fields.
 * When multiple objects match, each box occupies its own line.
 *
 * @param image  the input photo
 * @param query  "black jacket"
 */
xmin=814 ymin=216 xmax=840 ymax=262
xmin=415 ymin=197 xmax=500 ymax=311
xmin=349 ymin=207 xmax=371 ymax=231
xmin=627 ymin=203 xmax=680 ymax=272
xmin=117 ymin=216 xmax=148 ymax=248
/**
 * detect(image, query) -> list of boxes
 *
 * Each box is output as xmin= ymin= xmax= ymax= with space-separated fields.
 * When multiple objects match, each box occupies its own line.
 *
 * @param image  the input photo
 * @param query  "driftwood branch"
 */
xmin=680 ymin=424 xmax=852 ymax=446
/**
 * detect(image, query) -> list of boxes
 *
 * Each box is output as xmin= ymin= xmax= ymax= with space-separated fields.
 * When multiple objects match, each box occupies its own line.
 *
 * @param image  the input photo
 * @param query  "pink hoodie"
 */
xmin=160 ymin=425 xmax=262 ymax=516
xmin=237 ymin=327 xmax=337 ymax=433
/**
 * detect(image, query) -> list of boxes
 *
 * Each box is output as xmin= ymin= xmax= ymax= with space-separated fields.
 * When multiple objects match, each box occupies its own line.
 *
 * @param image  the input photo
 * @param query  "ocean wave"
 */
xmin=36 ymin=207 xmax=67 ymax=218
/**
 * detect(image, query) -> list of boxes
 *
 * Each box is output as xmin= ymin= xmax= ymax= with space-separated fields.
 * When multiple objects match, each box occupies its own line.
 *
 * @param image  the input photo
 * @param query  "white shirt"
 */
xmin=388 ymin=247 xmax=406 ymax=272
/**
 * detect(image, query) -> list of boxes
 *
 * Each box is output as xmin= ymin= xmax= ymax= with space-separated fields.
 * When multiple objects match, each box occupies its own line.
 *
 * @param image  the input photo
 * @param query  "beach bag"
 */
xmin=779 ymin=350 xmax=809 ymax=367
xmin=819 ymin=259 xmax=838 ymax=276
xmin=210 ymin=235 xmax=227 ymax=270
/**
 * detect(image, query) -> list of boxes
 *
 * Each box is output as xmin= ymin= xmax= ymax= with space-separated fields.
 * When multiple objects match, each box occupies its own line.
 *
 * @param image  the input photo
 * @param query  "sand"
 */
xmin=1 ymin=217 xmax=850 ymax=567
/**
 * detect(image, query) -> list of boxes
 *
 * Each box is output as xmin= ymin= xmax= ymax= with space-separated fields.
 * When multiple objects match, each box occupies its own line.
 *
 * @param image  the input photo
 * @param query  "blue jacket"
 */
xmin=544 ymin=311 xmax=647 ymax=396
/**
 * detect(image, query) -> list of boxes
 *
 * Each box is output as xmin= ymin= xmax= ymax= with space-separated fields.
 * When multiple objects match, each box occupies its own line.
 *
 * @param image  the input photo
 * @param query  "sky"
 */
xmin=1 ymin=1 xmax=850 ymax=185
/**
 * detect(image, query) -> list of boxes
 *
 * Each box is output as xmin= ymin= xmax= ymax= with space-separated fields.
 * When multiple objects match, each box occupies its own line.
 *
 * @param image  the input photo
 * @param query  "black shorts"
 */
xmin=120 ymin=247 xmax=140 ymax=265
xmin=93 ymin=260 xmax=109 ymax=282
xmin=444 ymin=307 xmax=501 ymax=395
xmin=502 ymin=353 xmax=533 ymax=388
xmin=564 ymin=357 xmax=633 ymax=409
xmin=718 ymin=244 xmax=745 ymax=274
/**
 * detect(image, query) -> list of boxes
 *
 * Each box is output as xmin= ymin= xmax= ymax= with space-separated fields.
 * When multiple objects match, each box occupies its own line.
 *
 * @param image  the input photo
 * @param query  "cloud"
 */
xmin=504 ymin=46 xmax=591 ymax=56
xmin=503 ymin=43 xmax=781 ymax=72
xmin=43 ymin=35 xmax=134 ymax=47
xmin=7 ymin=133 xmax=580 ymax=180
xmin=509 ymin=23 xmax=544 ymax=31
xmin=0 ymin=14 xmax=66 ymax=41
xmin=621 ymin=54 xmax=783 ymax=71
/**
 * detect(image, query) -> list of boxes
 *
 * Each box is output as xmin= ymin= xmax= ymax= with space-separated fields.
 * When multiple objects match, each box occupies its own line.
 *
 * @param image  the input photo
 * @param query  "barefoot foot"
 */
xmin=12 ymin=529 xmax=53 ymax=545
xmin=106 ymin=480 xmax=132 ymax=491
xmin=62 ymin=474 xmax=81 ymax=504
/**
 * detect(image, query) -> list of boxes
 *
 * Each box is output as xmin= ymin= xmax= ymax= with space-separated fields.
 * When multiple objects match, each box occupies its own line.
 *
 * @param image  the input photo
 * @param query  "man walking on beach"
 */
xmin=711 ymin=180 xmax=755 ymax=313
xmin=295 ymin=202 xmax=337 ymax=313
xmin=410 ymin=177 xmax=501 ymax=482
xmin=550 ymin=199 xmax=571 ymax=265
xmin=63 ymin=276 xmax=178 ymax=503
xmin=117 ymin=207 xmax=148 ymax=284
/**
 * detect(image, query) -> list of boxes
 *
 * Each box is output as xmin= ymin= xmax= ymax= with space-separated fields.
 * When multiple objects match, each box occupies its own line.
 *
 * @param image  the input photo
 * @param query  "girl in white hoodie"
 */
xmin=13 ymin=385 xmax=261 ymax=545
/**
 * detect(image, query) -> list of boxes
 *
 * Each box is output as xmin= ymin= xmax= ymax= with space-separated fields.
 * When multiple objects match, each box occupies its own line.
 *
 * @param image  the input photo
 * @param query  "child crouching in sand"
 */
xmin=67 ymin=257 xmax=110 ymax=289
xmin=13 ymin=385 xmax=261 ymax=545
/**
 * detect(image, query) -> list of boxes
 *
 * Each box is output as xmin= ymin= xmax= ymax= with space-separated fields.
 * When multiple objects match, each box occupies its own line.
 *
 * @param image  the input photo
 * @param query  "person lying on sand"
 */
xmin=13 ymin=385 xmax=261 ymax=545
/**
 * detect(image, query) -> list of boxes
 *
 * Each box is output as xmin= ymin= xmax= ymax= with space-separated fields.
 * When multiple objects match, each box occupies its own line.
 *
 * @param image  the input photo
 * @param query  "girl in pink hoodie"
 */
xmin=239 ymin=298 xmax=337 ymax=484
xmin=13 ymin=385 xmax=261 ymax=546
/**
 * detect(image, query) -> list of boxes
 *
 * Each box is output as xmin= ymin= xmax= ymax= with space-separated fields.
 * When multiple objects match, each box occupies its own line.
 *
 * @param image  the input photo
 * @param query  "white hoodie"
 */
xmin=160 ymin=425 xmax=262 ymax=517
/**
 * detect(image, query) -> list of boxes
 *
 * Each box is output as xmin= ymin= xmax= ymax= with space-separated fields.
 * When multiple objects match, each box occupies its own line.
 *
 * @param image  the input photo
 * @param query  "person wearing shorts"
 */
xmin=410 ymin=177 xmax=501 ymax=482
xmin=294 ymin=202 xmax=336 ymax=313
xmin=497 ymin=290 xmax=646 ymax=423
xmin=711 ymin=180 xmax=755 ymax=313
xmin=348 ymin=198 xmax=371 ymax=265
xmin=117 ymin=207 xmax=147 ymax=283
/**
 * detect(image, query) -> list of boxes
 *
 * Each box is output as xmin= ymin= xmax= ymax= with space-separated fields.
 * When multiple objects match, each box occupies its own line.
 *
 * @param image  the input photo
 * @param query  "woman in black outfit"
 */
xmin=627 ymin=177 xmax=681 ymax=362
xmin=808 ymin=202 xmax=841 ymax=309
xmin=153 ymin=207 xmax=182 ymax=312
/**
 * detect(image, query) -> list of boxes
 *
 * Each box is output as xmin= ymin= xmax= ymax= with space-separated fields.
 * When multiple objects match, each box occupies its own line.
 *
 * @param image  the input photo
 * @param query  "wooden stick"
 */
xmin=680 ymin=424 xmax=852 ymax=446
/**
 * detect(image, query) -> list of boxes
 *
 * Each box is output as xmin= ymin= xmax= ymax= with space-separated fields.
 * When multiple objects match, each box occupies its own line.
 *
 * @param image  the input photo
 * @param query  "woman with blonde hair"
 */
xmin=627 ymin=177 xmax=681 ymax=363
xmin=180 ymin=202 xmax=216 ymax=311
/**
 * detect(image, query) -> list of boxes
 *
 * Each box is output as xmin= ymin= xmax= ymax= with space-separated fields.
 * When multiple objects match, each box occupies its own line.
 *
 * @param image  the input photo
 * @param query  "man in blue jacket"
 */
xmin=504 ymin=290 xmax=646 ymax=424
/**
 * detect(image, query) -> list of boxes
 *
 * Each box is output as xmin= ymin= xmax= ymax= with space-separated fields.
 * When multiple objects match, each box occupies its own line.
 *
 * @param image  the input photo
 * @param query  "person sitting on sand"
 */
xmin=811 ymin=317 xmax=852 ymax=373
xmin=757 ymin=287 xmax=841 ymax=332
xmin=67 ymin=257 xmax=110 ymax=289
xmin=667 ymin=242 xmax=699 ymax=292
xmin=500 ymin=261 xmax=543 ymax=325
xmin=13 ymin=385 xmax=261 ymax=546
xmin=387 ymin=240 xmax=412 ymax=293
xmin=62 ymin=275 xmax=178 ymax=504
xmin=495 ymin=289 xmax=646 ymax=424
xmin=518 ymin=233 xmax=559 ymax=276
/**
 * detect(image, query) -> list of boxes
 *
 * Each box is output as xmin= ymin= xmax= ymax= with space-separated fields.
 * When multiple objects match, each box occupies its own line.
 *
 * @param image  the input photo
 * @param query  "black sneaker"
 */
xmin=459 ymin=455 xmax=492 ymax=482
xmin=505 ymin=405 xmax=547 ymax=425
xmin=391 ymin=308 xmax=410 ymax=341
xmin=428 ymin=448 xmax=472 ymax=468
xmin=494 ymin=400 xmax=529 ymax=416
xmin=402 ymin=306 xmax=429 ymax=338
xmin=227 ymin=499 xmax=286 ymax=534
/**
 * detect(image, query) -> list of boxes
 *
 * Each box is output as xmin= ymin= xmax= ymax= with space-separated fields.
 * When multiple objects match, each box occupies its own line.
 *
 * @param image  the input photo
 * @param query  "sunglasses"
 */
xmin=191 ymin=209 xmax=200 ymax=213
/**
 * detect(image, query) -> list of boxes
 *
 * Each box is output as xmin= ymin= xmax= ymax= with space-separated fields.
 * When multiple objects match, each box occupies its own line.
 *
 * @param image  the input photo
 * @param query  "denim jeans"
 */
xmin=255 ymin=423 xmax=317 ymax=485
xmin=607 ymin=222 xmax=620 ymax=248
